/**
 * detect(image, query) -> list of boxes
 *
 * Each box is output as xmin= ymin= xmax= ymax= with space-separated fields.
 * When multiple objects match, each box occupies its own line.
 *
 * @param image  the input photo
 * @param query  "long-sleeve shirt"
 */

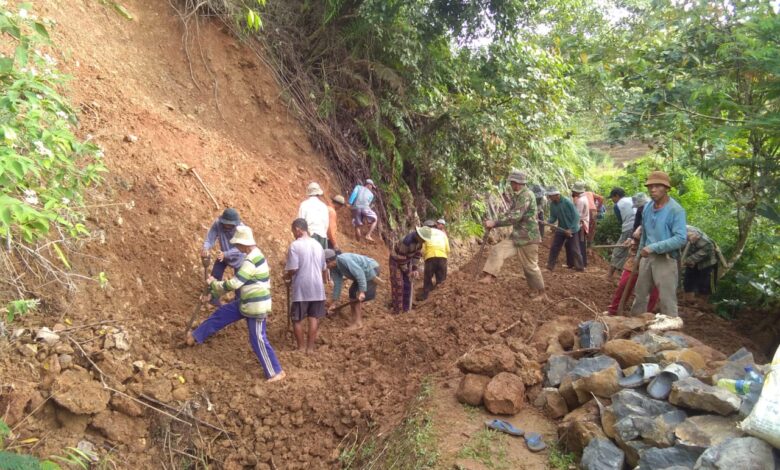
xmin=298 ymin=196 xmax=330 ymax=239
xmin=210 ymin=247 xmax=271 ymax=317
xmin=575 ymin=195 xmax=590 ymax=234
xmin=639 ymin=198 xmax=687 ymax=257
xmin=330 ymin=253 xmax=379 ymax=300
xmin=327 ymin=206 xmax=338 ymax=247
xmin=202 ymin=220 xmax=246 ymax=268
xmin=391 ymin=231 xmax=424 ymax=270
xmin=548 ymin=197 xmax=580 ymax=233
xmin=684 ymin=226 xmax=717 ymax=269
xmin=615 ymin=197 xmax=636 ymax=232
xmin=496 ymin=187 xmax=541 ymax=246
xmin=349 ymin=185 xmax=374 ymax=209
xmin=422 ymin=228 xmax=450 ymax=260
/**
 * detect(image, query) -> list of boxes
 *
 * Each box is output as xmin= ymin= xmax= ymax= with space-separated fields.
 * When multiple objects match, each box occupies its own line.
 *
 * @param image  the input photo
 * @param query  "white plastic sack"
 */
xmin=739 ymin=345 xmax=780 ymax=448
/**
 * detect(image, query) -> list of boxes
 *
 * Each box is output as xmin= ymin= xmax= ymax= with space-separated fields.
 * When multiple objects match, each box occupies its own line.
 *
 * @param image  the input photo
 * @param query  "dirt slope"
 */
xmin=0 ymin=1 xmax=766 ymax=469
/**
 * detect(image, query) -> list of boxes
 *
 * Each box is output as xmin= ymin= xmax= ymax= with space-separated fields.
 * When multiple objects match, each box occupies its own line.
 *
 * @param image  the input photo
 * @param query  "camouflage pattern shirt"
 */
xmin=496 ymin=187 xmax=541 ymax=246
xmin=684 ymin=226 xmax=718 ymax=269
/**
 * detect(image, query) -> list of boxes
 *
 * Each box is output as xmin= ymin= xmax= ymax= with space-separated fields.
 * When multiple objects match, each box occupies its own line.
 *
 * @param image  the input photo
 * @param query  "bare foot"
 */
xmin=365 ymin=235 xmax=375 ymax=242
xmin=267 ymin=371 xmax=286 ymax=383
xmin=478 ymin=274 xmax=495 ymax=284
xmin=530 ymin=293 xmax=548 ymax=302
xmin=347 ymin=322 xmax=364 ymax=330
xmin=185 ymin=332 xmax=196 ymax=347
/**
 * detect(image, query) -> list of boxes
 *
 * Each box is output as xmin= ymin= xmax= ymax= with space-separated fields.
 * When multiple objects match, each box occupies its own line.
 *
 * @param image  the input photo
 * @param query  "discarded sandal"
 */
xmin=647 ymin=362 xmax=693 ymax=399
xmin=618 ymin=363 xmax=661 ymax=388
xmin=524 ymin=432 xmax=546 ymax=452
xmin=484 ymin=419 xmax=524 ymax=437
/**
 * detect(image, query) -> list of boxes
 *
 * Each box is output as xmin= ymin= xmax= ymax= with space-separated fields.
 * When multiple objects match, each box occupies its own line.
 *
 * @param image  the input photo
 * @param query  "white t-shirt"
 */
xmin=297 ymin=196 xmax=329 ymax=239
xmin=285 ymin=237 xmax=326 ymax=302
xmin=575 ymin=196 xmax=590 ymax=233
xmin=616 ymin=197 xmax=636 ymax=232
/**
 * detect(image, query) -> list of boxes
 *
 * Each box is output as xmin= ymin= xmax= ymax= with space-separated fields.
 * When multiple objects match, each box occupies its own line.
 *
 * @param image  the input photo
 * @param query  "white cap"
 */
xmin=365 ymin=179 xmax=375 ymax=187
xmin=436 ymin=219 xmax=446 ymax=225
xmin=307 ymin=182 xmax=324 ymax=196
xmin=229 ymin=226 xmax=256 ymax=246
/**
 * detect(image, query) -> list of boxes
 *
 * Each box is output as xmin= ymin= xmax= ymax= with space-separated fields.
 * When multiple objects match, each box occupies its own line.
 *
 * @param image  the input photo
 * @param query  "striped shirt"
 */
xmin=210 ymin=247 xmax=271 ymax=317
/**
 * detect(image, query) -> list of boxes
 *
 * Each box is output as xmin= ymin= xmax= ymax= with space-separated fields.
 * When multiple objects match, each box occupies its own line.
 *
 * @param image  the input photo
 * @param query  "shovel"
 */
xmin=184 ymin=255 xmax=211 ymax=338
xmin=472 ymin=228 xmax=492 ymax=279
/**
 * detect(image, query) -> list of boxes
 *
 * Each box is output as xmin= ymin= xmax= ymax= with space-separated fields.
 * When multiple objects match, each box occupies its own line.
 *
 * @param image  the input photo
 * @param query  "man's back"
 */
xmin=298 ymin=197 xmax=329 ymax=239
xmin=286 ymin=237 xmax=326 ymax=302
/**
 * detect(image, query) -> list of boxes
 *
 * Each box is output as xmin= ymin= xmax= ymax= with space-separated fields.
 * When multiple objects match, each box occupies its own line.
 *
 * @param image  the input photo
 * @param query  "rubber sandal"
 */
xmin=524 ymin=432 xmax=546 ymax=452
xmin=618 ymin=363 xmax=661 ymax=388
xmin=484 ymin=419 xmax=524 ymax=437
xmin=647 ymin=362 xmax=693 ymax=399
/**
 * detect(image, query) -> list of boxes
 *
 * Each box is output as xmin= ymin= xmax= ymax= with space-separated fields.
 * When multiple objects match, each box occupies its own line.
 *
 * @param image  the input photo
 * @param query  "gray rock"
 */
xmin=579 ymin=320 xmax=607 ymax=348
xmin=544 ymin=355 xmax=578 ymax=387
xmin=694 ymin=437 xmax=775 ymax=470
xmin=675 ymin=415 xmax=743 ymax=453
xmin=569 ymin=355 xmax=621 ymax=379
xmin=638 ymin=445 xmax=702 ymax=470
xmin=617 ymin=439 xmax=653 ymax=468
xmin=581 ymin=438 xmax=625 ymax=470
xmin=664 ymin=334 xmax=690 ymax=349
xmin=611 ymin=389 xmax=679 ymax=421
xmin=669 ymin=377 xmax=741 ymax=416
xmin=632 ymin=332 xmax=682 ymax=354
xmin=637 ymin=410 xmax=688 ymax=447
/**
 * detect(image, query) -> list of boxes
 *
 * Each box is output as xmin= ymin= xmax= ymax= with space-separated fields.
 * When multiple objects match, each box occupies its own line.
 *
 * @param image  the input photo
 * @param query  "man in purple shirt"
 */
xmin=631 ymin=171 xmax=687 ymax=317
xmin=201 ymin=208 xmax=246 ymax=306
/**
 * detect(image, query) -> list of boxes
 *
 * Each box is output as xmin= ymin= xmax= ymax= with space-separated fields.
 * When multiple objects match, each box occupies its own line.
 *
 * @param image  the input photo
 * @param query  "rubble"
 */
xmin=603 ymin=339 xmax=649 ymax=368
xmin=668 ymin=377 xmax=741 ymax=416
xmin=581 ymin=438 xmax=625 ymax=470
xmin=456 ymin=344 xmax=516 ymax=377
xmin=694 ymin=437 xmax=775 ymax=469
xmin=53 ymin=369 xmax=110 ymax=415
xmin=543 ymin=354 xmax=578 ymax=387
xmin=674 ymin=415 xmax=742 ymax=452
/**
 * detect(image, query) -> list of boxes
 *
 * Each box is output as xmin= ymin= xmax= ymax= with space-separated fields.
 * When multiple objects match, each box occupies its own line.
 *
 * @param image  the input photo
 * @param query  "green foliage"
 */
xmin=456 ymin=429 xmax=508 ymax=469
xmin=0 ymin=3 xmax=105 ymax=244
xmin=3 ymin=298 xmax=39 ymax=323
xmin=547 ymin=442 xmax=575 ymax=470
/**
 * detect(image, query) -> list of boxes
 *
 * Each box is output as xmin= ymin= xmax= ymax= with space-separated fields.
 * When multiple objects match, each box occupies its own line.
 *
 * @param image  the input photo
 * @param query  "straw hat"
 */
xmin=307 ymin=182 xmax=324 ymax=196
xmin=229 ymin=226 xmax=256 ymax=246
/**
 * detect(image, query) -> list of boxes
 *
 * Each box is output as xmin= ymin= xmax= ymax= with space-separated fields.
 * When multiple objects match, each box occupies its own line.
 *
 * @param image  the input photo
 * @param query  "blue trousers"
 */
xmin=192 ymin=300 xmax=283 ymax=379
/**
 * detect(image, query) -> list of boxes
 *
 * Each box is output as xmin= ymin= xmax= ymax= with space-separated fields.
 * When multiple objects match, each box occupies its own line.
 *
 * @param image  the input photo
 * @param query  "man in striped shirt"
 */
xmin=186 ymin=226 xmax=285 ymax=382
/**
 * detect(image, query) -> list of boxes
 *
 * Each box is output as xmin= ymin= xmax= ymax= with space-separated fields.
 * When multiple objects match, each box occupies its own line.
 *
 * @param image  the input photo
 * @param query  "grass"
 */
xmin=461 ymin=403 xmax=480 ymax=421
xmin=547 ymin=442 xmax=576 ymax=470
xmin=456 ymin=429 xmax=509 ymax=469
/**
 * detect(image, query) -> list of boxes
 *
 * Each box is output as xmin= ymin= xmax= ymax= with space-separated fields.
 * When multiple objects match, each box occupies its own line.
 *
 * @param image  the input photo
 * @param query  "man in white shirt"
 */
xmin=572 ymin=182 xmax=591 ymax=268
xmin=297 ymin=182 xmax=330 ymax=249
xmin=608 ymin=187 xmax=637 ymax=279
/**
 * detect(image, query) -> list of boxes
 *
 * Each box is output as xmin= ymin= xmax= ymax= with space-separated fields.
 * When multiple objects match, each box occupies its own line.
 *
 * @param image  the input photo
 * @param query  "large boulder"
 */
xmin=534 ymin=387 xmax=568 ymax=419
xmin=632 ymin=332 xmax=682 ymax=354
xmin=457 ymin=344 xmax=516 ymax=377
xmin=638 ymin=445 xmax=702 ymax=470
xmin=694 ymin=437 xmax=775 ymax=470
xmin=581 ymin=438 xmax=625 ymax=470
xmin=616 ymin=409 xmax=687 ymax=448
xmin=675 ymin=415 xmax=743 ymax=453
xmin=610 ymin=389 xmax=679 ymax=421
xmin=657 ymin=349 xmax=707 ymax=372
xmin=603 ymin=339 xmax=649 ymax=368
xmin=601 ymin=315 xmax=653 ymax=339
xmin=572 ymin=366 xmax=621 ymax=401
xmin=53 ymin=370 xmax=110 ymax=415
xmin=558 ymin=401 xmax=605 ymax=456
xmin=483 ymin=372 xmax=525 ymax=415
xmin=543 ymin=354 xmax=578 ymax=387
xmin=456 ymin=374 xmax=491 ymax=406
xmin=669 ymin=377 xmax=741 ymax=416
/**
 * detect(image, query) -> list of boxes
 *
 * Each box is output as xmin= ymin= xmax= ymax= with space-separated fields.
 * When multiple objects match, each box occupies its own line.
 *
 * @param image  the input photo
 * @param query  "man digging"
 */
xmin=200 ymin=208 xmax=245 ymax=306
xmin=325 ymin=249 xmax=380 ymax=329
xmin=479 ymin=170 xmax=547 ymax=302
xmin=187 ymin=226 xmax=285 ymax=383
xmin=545 ymin=187 xmax=584 ymax=272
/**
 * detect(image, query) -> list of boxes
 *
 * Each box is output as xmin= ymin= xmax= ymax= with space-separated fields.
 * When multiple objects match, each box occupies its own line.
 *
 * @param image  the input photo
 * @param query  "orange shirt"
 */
xmin=327 ymin=206 xmax=338 ymax=247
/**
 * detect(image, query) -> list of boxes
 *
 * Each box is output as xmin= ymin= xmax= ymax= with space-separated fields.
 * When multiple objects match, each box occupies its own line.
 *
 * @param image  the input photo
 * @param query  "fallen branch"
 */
xmin=189 ymin=168 xmax=220 ymax=210
xmin=140 ymin=393 xmax=232 ymax=436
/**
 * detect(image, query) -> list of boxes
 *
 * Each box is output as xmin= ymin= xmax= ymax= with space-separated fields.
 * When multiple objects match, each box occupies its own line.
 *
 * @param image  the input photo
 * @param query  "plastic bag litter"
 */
xmin=739 ymin=345 xmax=780 ymax=448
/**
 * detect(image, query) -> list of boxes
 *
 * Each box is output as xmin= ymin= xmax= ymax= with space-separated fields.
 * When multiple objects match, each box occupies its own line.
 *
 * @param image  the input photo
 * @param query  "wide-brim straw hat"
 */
xmin=416 ymin=226 xmax=433 ymax=242
xmin=307 ymin=182 xmax=324 ymax=196
xmin=332 ymin=195 xmax=346 ymax=205
xmin=571 ymin=182 xmax=587 ymax=193
xmin=229 ymin=226 xmax=256 ymax=246
xmin=645 ymin=171 xmax=671 ymax=188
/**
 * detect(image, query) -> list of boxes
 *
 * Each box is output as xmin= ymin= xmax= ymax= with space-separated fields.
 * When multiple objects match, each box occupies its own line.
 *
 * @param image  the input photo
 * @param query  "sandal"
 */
xmin=618 ymin=363 xmax=661 ymax=388
xmin=484 ymin=419 xmax=524 ymax=437
xmin=524 ymin=432 xmax=546 ymax=452
xmin=647 ymin=362 xmax=693 ymax=399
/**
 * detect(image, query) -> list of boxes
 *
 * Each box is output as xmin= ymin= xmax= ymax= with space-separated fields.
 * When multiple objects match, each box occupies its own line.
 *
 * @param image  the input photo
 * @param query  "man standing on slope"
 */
xmin=326 ymin=249 xmax=380 ymax=328
xmin=607 ymin=187 xmax=636 ymax=280
xmin=479 ymin=170 xmax=547 ymax=301
xmin=201 ymin=208 xmax=246 ymax=306
xmin=420 ymin=223 xmax=450 ymax=301
xmin=572 ymin=182 xmax=591 ymax=268
xmin=187 ymin=226 xmax=285 ymax=382
xmin=631 ymin=171 xmax=687 ymax=317
xmin=284 ymin=218 xmax=327 ymax=353
xmin=298 ymin=182 xmax=330 ymax=249
xmin=546 ymin=187 xmax=584 ymax=272
xmin=349 ymin=179 xmax=378 ymax=241
xmin=389 ymin=227 xmax=427 ymax=314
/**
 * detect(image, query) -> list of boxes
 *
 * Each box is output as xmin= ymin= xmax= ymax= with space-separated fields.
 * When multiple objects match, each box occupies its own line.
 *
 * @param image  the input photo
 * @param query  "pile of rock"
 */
xmin=532 ymin=316 xmax=777 ymax=469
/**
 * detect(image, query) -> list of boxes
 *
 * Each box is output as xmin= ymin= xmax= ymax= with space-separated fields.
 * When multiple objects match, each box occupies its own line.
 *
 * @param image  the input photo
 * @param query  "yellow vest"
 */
xmin=423 ymin=229 xmax=450 ymax=260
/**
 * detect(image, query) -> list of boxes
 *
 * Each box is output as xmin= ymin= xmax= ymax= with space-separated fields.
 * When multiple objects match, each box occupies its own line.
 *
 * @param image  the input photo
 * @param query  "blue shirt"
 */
xmin=349 ymin=185 xmax=374 ymax=209
xmin=202 ymin=220 xmax=246 ymax=268
xmin=330 ymin=253 xmax=379 ymax=301
xmin=639 ymin=197 xmax=687 ymax=257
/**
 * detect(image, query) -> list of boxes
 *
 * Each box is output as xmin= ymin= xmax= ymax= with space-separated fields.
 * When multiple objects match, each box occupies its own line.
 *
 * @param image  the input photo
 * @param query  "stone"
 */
xmin=628 ymin=410 xmax=688 ymax=448
xmin=0 ymin=384 xmax=35 ymax=426
xmin=693 ymin=437 xmax=775 ymax=470
xmin=35 ymin=327 xmax=60 ymax=345
xmin=58 ymin=354 xmax=73 ymax=369
xmin=559 ymin=374 xmax=580 ymax=410
xmin=91 ymin=410 xmax=148 ymax=450
xmin=559 ymin=401 xmax=605 ymax=455
xmin=578 ymin=320 xmax=607 ymax=348
xmin=675 ymin=415 xmax=743 ymax=453
xmin=581 ymin=438 xmax=625 ymax=470
xmin=172 ymin=386 xmax=192 ymax=401
xmin=638 ymin=445 xmax=702 ymax=470
xmin=617 ymin=439 xmax=652 ymax=468
xmin=483 ymin=372 xmax=525 ymax=415
xmin=456 ymin=374 xmax=491 ymax=406
xmin=603 ymin=339 xmax=649 ymax=368
xmin=143 ymin=378 xmax=173 ymax=403
xmin=572 ymin=366 xmax=621 ymax=401
xmin=18 ymin=343 xmax=38 ymax=357
xmin=669 ymin=377 xmax=741 ymax=416
xmin=558 ymin=330 xmax=575 ymax=350
xmin=537 ymin=387 xmax=568 ymax=419
xmin=110 ymin=394 xmax=143 ymax=417
xmin=658 ymin=349 xmax=707 ymax=371
xmin=601 ymin=406 xmax=618 ymax=439
xmin=98 ymin=356 xmax=134 ymax=383
xmin=569 ymin=355 xmax=621 ymax=380
xmin=53 ymin=369 xmax=110 ymax=415
xmin=601 ymin=315 xmax=652 ymax=339
xmin=457 ymin=344 xmax=516 ymax=377
xmin=611 ymin=389 xmax=679 ymax=421
xmin=543 ymin=354 xmax=578 ymax=387
xmin=632 ymin=332 xmax=681 ymax=354
xmin=55 ymin=405 xmax=91 ymax=433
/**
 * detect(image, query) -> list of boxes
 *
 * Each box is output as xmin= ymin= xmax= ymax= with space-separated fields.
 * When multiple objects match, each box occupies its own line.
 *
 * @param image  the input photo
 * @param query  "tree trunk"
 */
xmin=721 ymin=204 xmax=756 ymax=278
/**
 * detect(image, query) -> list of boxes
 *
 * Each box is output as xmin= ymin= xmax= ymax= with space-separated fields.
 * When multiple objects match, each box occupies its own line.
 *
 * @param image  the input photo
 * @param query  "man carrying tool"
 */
xmin=607 ymin=187 xmax=636 ymax=280
xmin=284 ymin=218 xmax=327 ymax=353
xmin=572 ymin=182 xmax=591 ymax=268
xmin=631 ymin=171 xmax=687 ymax=317
xmin=531 ymin=184 xmax=547 ymax=240
xmin=349 ymin=179 xmax=379 ymax=241
xmin=328 ymin=195 xmax=346 ymax=253
xmin=200 ymin=208 xmax=246 ymax=306
xmin=479 ymin=170 xmax=547 ymax=301
xmin=187 ymin=226 xmax=285 ymax=382
xmin=420 ymin=222 xmax=450 ymax=301
xmin=325 ymin=249 xmax=380 ymax=328
xmin=389 ymin=227 xmax=427 ymax=314
xmin=682 ymin=225 xmax=718 ymax=308
xmin=546 ymin=187 xmax=584 ymax=272
xmin=298 ymin=182 xmax=330 ymax=249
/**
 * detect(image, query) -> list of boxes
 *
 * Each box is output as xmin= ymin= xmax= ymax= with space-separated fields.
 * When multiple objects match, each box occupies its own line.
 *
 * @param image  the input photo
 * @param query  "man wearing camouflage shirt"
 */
xmin=479 ymin=170 xmax=547 ymax=301
xmin=683 ymin=225 xmax=718 ymax=307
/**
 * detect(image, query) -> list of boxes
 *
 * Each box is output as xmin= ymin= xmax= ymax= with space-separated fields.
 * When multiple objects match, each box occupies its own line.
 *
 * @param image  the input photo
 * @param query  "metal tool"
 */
xmin=184 ymin=255 xmax=212 ymax=337
xmin=285 ymin=280 xmax=292 ymax=340
xmin=472 ymin=228 xmax=492 ymax=279
xmin=591 ymin=244 xmax=626 ymax=249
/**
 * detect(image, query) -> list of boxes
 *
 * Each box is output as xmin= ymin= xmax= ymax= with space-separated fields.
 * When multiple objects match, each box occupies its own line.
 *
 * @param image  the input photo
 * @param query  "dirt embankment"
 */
xmin=0 ymin=1 xmax=767 ymax=469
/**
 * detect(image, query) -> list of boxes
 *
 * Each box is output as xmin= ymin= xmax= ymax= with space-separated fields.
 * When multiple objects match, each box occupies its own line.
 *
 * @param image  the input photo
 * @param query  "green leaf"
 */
xmin=32 ymin=22 xmax=50 ymax=41
xmin=15 ymin=42 xmax=28 ymax=67
xmin=112 ymin=3 xmax=134 ymax=20
xmin=0 ymin=57 xmax=13 ymax=75
xmin=51 ymin=243 xmax=70 ymax=269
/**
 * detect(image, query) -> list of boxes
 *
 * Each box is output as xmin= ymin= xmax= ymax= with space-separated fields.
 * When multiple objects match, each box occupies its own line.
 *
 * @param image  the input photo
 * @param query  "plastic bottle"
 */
xmin=744 ymin=366 xmax=764 ymax=385
xmin=716 ymin=378 xmax=758 ymax=395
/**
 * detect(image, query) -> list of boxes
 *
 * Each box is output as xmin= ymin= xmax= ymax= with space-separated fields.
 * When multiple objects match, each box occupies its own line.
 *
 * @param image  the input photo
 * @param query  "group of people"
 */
xmin=185 ymin=179 xmax=451 ymax=383
xmin=477 ymin=169 xmax=719 ymax=318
